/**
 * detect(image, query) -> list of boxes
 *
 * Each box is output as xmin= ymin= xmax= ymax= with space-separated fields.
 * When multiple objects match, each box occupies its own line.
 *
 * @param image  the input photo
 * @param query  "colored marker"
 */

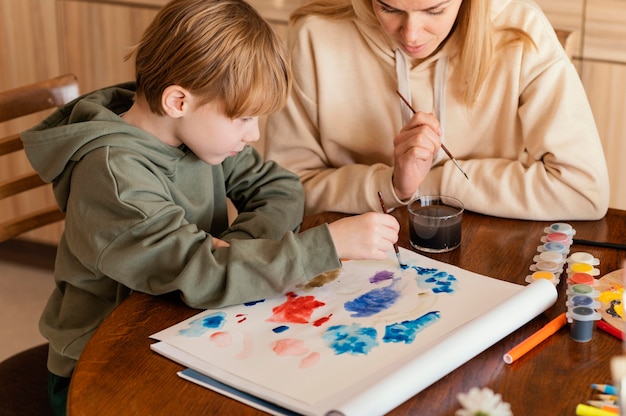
xmin=592 ymin=384 xmax=619 ymax=395
xmin=576 ymin=403 xmax=618 ymax=416
xmin=587 ymin=401 xmax=620 ymax=413
xmin=597 ymin=320 xmax=625 ymax=341
xmin=596 ymin=394 xmax=618 ymax=402
xmin=503 ymin=312 xmax=567 ymax=364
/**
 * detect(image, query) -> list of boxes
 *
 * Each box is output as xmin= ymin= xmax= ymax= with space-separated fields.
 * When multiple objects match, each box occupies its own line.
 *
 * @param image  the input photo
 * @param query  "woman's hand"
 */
xmin=392 ymin=111 xmax=441 ymax=200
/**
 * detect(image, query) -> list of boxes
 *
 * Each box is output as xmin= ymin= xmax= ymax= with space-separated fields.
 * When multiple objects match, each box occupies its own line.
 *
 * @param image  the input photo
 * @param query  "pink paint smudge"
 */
xmin=235 ymin=332 xmax=253 ymax=360
xmin=299 ymin=352 xmax=320 ymax=369
xmin=209 ymin=331 xmax=232 ymax=347
xmin=267 ymin=292 xmax=325 ymax=324
xmin=272 ymin=338 xmax=309 ymax=357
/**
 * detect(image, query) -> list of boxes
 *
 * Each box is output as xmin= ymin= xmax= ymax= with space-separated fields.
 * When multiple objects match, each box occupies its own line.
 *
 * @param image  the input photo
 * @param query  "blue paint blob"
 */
xmin=179 ymin=311 xmax=226 ymax=337
xmin=244 ymin=299 xmax=265 ymax=306
xmin=383 ymin=311 xmax=441 ymax=344
xmin=272 ymin=325 xmax=290 ymax=333
xmin=408 ymin=265 xmax=458 ymax=294
xmin=322 ymin=324 xmax=378 ymax=355
xmin=413 ymin=266 xmax=439 ymax=276
xmin=344 ymin=285 xmax=400 ymax=317
xmin=369 ymin=270 xmax=394 ymax=284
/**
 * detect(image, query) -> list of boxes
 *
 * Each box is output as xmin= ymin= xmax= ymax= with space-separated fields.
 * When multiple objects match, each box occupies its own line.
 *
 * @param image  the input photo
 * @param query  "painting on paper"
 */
xmin=151 ymin=248 xmax=525 ymax=408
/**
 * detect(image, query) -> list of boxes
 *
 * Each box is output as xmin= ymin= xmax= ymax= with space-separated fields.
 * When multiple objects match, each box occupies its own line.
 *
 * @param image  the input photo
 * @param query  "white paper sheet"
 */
xmin=150 ymin=248 xmax=557 ymax=415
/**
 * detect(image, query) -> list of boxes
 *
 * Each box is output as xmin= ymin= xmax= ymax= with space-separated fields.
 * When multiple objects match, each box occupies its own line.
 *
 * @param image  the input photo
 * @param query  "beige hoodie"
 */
xmin=265 ymin=0 xmax=610 ymax=220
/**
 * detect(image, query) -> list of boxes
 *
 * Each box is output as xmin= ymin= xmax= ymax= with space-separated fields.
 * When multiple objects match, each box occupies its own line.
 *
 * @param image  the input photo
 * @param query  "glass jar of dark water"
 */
xmin=408 ymin=195 xmax=464 ymax=253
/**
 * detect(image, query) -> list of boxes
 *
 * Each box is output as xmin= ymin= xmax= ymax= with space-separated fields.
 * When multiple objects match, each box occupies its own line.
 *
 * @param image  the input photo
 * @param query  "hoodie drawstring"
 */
xmin=395 ymin=49 xmax=448 ymax=164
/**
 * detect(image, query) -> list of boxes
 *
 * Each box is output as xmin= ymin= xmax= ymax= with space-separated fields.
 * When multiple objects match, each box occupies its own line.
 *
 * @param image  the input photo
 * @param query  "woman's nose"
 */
xmin=401 ymin=13 xmax=423 ymax=43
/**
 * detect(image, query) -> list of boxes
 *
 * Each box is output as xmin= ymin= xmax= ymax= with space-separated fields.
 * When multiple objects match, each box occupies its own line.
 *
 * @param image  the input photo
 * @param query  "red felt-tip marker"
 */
xmin=597 ymin=319 xmax=624 ymax=341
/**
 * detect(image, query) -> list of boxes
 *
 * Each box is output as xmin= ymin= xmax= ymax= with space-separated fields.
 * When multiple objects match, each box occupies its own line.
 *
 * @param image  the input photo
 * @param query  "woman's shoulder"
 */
xmin=289 ymin=13 xmax=358 ymax=39
xmin=492 ymin=0 xmax=553 ymax=31
xmin=492 ymin=0 xmax=565 ymax=54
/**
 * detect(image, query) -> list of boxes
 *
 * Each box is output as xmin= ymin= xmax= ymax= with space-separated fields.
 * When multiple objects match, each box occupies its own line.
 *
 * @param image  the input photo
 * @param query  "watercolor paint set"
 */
xmin=525 ymin=222 xmax=603 ymax=342
xmin=526 ymin=222 xmax=576 ymax=285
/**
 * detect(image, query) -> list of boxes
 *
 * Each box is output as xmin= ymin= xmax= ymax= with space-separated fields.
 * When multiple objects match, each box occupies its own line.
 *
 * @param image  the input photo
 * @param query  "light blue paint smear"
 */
xmin=179 ymin=311 xmax=226 ymax=337
xmin=382 ymin=311 xmax=441 ymax=344
xmin=344 ymin=284 xmax=400 ymax=317
xmin=409 ymin=265 xmax=458 ymax=294
xmin=322 ymin=323 xmax=378 ymax=355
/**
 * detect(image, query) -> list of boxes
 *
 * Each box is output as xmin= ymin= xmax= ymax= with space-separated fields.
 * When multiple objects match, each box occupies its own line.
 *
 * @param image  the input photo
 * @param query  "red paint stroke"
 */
xmin=299 ymin=352 xmax=320 ymax=369
xmin=236 ymin=313 xmax=247 ymax=323
xmin=209 ymin=331 xmax=232 ymax=347
xmin=267 ymin=292 xmax=325 ymax=324
xmin=272 ymin=338 xmax=309 ymax=356
xmin=313 ymin=314 xmax=333 ymax=327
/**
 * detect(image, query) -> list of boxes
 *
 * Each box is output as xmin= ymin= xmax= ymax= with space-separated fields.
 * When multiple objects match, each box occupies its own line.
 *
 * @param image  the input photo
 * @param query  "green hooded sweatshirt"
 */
xmin=21 ymin=83 xmax=341 ymax=377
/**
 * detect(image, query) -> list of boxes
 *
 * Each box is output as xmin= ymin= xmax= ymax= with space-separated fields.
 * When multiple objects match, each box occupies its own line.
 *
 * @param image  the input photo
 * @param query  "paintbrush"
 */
xmin=395 ymin=90 xmax=469 ymax=180
xmin=572 ymin=238 xmax=626 ymax=251
xmin=377 ymin=191 xmax=406 ymax=269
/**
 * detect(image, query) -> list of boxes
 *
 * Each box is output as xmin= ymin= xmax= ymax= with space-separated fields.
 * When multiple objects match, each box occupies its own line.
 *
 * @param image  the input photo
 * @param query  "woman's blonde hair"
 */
xmin=291 ymin=0 xmax=534 ymax=104
xmin=126 ymin=0 xmax=291 ymax=118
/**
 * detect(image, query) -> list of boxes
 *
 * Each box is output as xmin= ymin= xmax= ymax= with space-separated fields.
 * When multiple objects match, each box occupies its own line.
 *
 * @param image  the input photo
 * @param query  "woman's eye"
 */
xmin=379 ymin=5 xmax=399 ymax=14
xmin=426 ymin=8 xmax=446 ymax=16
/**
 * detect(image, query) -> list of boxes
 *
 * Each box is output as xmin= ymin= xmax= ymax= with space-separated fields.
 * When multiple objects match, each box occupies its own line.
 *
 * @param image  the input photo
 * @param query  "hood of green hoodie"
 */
xmin=20 ymin=82 xmax=186 ymax=211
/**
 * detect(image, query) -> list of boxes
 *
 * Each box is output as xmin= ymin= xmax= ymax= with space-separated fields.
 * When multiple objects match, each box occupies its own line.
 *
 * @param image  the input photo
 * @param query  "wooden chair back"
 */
xmin=0 ymin=74 xmax=79 ymax=243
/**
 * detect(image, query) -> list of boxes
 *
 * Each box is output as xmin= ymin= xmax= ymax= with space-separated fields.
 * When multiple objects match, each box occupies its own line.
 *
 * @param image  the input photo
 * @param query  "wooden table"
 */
xmin=68 ymin=208 xmax=626 ymax=416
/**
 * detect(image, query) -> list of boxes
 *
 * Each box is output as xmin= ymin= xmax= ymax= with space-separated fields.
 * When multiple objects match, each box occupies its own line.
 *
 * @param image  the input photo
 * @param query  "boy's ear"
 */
xmin=162 ymin=85 xmax=190 ymax=118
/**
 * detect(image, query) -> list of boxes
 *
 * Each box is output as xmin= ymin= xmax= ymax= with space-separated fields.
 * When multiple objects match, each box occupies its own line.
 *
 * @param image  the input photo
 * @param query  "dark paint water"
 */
xmin=409 ymin=205 xmax=462 ymax=252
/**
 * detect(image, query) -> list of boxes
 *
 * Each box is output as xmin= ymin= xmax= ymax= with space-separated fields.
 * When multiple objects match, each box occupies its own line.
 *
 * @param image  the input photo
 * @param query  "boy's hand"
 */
xmin=328 ymin=212 xmax=399 ymax=260
xmin=211 ymin=237 xmax=230 ymax=249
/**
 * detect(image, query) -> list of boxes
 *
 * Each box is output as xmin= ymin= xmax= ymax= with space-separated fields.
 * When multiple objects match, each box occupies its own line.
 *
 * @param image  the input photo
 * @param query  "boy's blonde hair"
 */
xmin=127 ymin=0 xmax=291 ymax=118
xmin=291 ymin=0 xmax=534 ymax=104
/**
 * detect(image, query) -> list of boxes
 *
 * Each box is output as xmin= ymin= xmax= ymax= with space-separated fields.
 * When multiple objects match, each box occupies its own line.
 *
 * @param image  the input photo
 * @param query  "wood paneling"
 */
xmin=584 ymin=0 xmax=626 ymax=62
xmin=582 ymin=60 xmax=626 ymax=210
xmin=0 ymin=0 xmax=60 ymax=88
xmin=534 ymin=0 xmax=584 ymax=58
xmin=57 ymin=1 xmax=159 ymax=94
xmin=0 ymin=0 xmax=65 ymax=244
xmin=535 ymin=0 xmax=626 ymax=211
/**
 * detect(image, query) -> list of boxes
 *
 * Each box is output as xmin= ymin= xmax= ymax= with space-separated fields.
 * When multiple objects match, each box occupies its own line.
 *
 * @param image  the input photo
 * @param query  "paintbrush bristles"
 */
xmin=377 ymin=191 xmax=406 ymax=268
xmin=395 ymin=90 xmax=469 ymax=180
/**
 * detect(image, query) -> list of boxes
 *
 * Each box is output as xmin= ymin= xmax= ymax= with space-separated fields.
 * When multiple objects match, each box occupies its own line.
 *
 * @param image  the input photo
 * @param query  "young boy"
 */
xmin=20 ymin=0 xmax=399 ymax=414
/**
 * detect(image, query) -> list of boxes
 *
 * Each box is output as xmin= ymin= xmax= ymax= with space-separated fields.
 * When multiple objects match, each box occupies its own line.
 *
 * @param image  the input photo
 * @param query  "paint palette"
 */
xmin=595 ymin=268 xmax=625 ymax=332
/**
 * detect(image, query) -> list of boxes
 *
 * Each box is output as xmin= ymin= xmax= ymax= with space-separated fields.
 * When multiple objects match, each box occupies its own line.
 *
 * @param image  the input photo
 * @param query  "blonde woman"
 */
xmin=265 ymin=0 xmax=610 ymax=220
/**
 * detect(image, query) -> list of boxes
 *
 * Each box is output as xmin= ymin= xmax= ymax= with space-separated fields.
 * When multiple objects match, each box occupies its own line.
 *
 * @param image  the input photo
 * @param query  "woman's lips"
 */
xmin=403 ymin=42 xmax=428 ymax=56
